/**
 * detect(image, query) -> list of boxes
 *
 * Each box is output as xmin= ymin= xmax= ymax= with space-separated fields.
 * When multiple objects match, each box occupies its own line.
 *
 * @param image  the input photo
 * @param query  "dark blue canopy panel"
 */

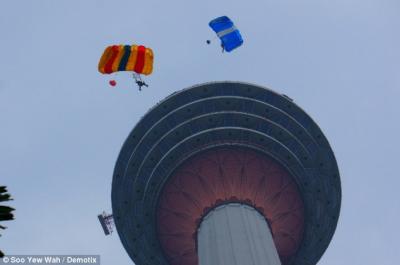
xmin=209 ymin=16 xmax=243 ymax=52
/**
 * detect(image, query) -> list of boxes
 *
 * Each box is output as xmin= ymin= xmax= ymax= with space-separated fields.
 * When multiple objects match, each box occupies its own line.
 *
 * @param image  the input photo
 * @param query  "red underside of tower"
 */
xmin=157 ymin=146 xmax=305 ymax=265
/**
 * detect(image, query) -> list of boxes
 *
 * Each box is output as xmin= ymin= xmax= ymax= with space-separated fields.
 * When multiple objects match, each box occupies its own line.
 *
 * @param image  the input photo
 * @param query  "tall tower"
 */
xmin=111 ymin=82 xmax=341 ymax=265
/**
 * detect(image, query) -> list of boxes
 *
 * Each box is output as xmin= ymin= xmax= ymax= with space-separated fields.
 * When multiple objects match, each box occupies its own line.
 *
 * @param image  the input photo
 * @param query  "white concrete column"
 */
xmin=197 ymin=203 xmax=282 ymax=265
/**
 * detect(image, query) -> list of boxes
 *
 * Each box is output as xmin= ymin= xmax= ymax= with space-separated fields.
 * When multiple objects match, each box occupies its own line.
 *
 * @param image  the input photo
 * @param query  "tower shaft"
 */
xmin=198 ymin=203 xmax=282 ymax=265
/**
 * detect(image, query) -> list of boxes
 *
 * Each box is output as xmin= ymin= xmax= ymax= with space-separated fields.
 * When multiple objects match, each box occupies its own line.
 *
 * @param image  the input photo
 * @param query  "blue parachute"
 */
xmin=208 ymin=16 xmax=243 ymax=52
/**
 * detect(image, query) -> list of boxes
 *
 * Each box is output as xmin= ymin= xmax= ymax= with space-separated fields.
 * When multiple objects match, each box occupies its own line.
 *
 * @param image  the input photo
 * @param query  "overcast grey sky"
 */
xmin=0 ymin=0 xmax=399 ymax=264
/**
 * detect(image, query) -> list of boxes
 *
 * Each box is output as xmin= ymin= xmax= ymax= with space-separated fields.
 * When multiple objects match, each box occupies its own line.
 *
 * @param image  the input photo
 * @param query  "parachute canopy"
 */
xmin=98 ymin=45 xmax=153 ymax=75
xmin=209 ymin=16 xmax=243 ymax=52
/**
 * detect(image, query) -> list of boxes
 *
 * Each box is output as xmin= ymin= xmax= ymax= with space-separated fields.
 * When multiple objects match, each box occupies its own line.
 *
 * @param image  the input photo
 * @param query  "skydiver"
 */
xmin=132 ymin=73 xmax=148 ymax=91
xmin=136 ymin=80 xmax=148 ymax=91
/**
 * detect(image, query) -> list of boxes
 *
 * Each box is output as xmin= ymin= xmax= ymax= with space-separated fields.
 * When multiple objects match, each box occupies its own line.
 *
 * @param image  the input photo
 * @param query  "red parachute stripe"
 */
xmin=134 ymin=45 xmax=146 ymax=73
xmin=104 ymin=46 xmax=120 ymax=74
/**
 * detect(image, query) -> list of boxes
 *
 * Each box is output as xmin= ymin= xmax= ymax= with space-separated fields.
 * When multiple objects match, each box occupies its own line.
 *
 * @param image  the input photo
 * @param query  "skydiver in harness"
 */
xmin=133 ymin=73 xmax=148 ymax=91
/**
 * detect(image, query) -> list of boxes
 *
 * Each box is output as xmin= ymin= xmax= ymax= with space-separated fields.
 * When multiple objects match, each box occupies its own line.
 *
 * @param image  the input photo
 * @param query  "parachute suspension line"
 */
xmin=206 ymin=35 xmax=218 ymax=44
xmin=207 ymin=33 xmax=224 ymax=53
xmin=133 ymin=73 xmax=140 ymax=82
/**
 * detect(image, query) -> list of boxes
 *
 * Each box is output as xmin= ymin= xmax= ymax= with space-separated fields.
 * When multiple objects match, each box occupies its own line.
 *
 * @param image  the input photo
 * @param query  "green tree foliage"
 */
xmin=0 ymin=186 xmax=14 ymax=258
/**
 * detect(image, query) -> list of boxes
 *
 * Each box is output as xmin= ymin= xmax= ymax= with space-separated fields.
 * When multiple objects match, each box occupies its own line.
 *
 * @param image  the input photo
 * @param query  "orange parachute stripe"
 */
xmin=98 ymin=44 xmax=154 ymax=75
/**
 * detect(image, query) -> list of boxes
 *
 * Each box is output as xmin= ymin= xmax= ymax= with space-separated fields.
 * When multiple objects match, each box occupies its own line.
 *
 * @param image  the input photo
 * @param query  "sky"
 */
xmin=0 ymin=0 xmax=399 ymax=264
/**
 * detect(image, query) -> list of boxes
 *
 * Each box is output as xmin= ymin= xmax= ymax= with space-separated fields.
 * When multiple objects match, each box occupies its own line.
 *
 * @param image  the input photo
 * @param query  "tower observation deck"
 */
xmin=111 ymin=82 xmax=341 ymax=265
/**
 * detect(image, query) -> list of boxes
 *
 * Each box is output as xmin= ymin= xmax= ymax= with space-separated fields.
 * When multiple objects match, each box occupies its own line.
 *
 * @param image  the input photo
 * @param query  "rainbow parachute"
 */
xmin=98 ymin=45 xmax=154 ymax=75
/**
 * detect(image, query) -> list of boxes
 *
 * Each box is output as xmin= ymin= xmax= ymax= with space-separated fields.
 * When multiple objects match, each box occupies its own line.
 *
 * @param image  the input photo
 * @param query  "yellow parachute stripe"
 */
xmin=126 ymin=45 xmax=138 ymax=71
